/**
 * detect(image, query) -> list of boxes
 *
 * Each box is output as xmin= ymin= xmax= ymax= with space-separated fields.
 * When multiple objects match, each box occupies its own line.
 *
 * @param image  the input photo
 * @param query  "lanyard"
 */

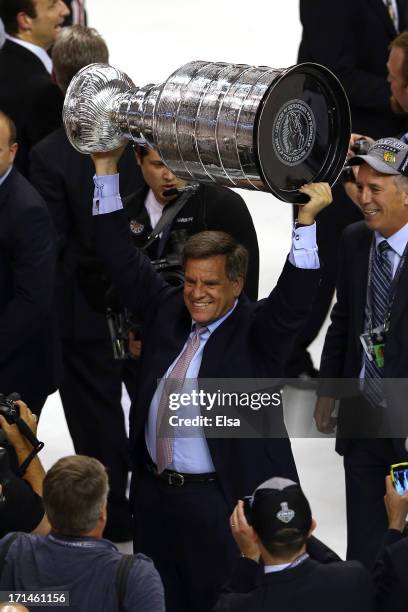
xmin=288 ymin=552 xmax=309 ymax=569
xmin=48 ymin=533 xmax=116 ymax=551
xmin=365 ymin=237 xmax=408 ymax=333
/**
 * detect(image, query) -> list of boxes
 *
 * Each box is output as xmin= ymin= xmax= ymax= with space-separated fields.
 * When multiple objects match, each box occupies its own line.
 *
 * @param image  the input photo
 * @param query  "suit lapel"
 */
xmin=389 ymin=251 xmax=408 ymax=329
xmin=352 ymin=230 xmax=372 ymax=347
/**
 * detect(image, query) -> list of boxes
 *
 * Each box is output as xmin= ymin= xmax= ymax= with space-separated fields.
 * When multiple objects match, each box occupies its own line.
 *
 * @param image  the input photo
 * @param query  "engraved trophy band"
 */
xmin=63 ymin=60 xmax=350 ymax=203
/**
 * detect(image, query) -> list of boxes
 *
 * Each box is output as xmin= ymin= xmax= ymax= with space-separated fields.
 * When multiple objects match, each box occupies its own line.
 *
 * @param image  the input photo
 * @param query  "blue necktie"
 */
xmin=364 ymin=240 xmax=392 ymax=406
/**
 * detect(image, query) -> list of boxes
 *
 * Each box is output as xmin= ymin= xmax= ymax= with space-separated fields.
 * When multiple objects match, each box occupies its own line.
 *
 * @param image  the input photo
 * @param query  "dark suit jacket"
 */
xmin=94 ymin=209 xmax=320 ymax=507
xmin=298 ymin=0 xmax=407 ymax=138
xmin=319 ymin=221 xmax=408 ymax=452
xmin=124 ymin=183 xmax=259 ymax=300
xmin=374 ymin=528 xmax=408 ymax=612
xmin=0 ymin=40 xmax=63 ymax=176
xmin=214 ymin=555 xmax=374 ymax=612
xmin=0 ymin=167 xmax=61 ymax=400
xmin=30 ymin=128 xmax=143 ymax=340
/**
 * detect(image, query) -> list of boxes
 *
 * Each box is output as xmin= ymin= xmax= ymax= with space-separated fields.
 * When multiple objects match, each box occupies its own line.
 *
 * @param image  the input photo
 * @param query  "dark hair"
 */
xmin=0 ymin=110 xmax=17 ymax=144
xmin=183 ymin=231 xmax=248 ymax=281
xmin=52 ymin=25 xmax=109 ymax=93
xmin=257 ymin=527 xmax=307 ymax=557
xmin=43 ymin=455 xmax=109 ymax=536
xmin=133 ymin=143 xmax=151 ymax=161
xmin=0 ymin=0 xmax=36 ymax=35
xmin=390 ymin=31 xmax=408 ymax=86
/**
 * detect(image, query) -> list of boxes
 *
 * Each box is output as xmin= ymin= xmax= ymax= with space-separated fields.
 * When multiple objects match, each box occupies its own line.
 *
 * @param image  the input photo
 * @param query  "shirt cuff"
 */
xmin=92 ymin=173 xmax=123 ymax=215
xmin=289 ymin=222 xmax=319 ymax=269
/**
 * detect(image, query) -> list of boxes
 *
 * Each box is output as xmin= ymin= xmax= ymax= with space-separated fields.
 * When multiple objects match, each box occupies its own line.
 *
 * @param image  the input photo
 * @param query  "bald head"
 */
xmin=0 ymin=111 xmax=17 ymax=177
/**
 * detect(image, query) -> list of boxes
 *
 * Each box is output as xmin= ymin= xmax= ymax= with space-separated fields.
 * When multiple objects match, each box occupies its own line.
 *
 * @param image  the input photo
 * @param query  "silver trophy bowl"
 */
xmin=63 ymin=60 xmax=350 ymax=203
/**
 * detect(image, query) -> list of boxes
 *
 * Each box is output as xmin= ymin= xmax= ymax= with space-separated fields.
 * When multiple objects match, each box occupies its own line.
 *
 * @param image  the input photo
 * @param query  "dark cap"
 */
xmin=349 ymin=137 xmax=408 ymax=177
xmin=250 ymin=477 xmax=312 ymax=539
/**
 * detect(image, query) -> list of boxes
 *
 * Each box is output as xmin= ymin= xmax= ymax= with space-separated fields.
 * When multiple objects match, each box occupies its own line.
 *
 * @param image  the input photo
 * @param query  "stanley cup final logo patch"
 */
xmin=276 ymin=502 xmax=295 ymax=524
xmin=272 ymin=99 xmax=316 ymax=167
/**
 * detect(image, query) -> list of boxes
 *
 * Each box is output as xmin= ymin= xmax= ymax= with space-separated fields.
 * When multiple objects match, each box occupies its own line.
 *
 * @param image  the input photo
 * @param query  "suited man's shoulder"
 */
xmin=1 ymin=167 xmax=48 ymax=210
xmin=31 ymin=126 xmax=79 ymax=165
xmin=341 ymin=219 xmax=371 ymax=244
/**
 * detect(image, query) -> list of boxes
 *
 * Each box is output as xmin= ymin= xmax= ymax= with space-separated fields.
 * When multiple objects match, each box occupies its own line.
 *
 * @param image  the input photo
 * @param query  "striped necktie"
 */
xmin=385 ymin=0 xmax=399 ymax=31
xmin=364 ymin=240 xmax=392 ymax=406
xmin=156 ymin=325 xmax=208 ymax=473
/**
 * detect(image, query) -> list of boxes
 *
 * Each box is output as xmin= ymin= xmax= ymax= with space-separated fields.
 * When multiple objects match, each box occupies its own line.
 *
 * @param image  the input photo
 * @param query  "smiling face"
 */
xmin=356 ymin=164 xmax=408 ymax=237
xmin=20 ymin=0 xmax=69 ymax=49
xmin=183 ymin=255 xmax=243 ymax=325
xmin=387 ymin=45 xmax=408 ymax=114
xmin=136 ymin=147 xmax=187 ymax=206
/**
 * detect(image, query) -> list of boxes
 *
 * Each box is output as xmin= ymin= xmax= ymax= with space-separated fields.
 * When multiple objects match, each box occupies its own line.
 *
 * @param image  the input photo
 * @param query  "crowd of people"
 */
xmin=0 ymin=0 xmax=408 ymax=610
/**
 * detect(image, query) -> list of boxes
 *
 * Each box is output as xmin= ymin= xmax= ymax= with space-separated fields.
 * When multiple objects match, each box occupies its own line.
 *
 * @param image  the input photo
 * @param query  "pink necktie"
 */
xmin=156 ymin=326 xmax=207 ymax=473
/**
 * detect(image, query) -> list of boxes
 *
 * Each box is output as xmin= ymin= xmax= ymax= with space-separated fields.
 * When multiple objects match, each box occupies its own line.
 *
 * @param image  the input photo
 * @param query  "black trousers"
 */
xmin=59 ymin=338 xmax=140 ymax=534
xmin=132 ymin=468 xmax=239 ymax=612
xmin=344 ymin=438 xmax=403 ymax=569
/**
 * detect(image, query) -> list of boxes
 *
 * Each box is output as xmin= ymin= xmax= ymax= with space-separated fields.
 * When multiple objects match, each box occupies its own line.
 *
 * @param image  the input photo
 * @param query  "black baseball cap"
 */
xmin=250 ymin=477 xmax=312 ymax=540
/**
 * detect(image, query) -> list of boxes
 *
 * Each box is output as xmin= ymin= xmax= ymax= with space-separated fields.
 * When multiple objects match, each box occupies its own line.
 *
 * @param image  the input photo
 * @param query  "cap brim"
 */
xmin=349 ymin=154 xmax=400 ymax=175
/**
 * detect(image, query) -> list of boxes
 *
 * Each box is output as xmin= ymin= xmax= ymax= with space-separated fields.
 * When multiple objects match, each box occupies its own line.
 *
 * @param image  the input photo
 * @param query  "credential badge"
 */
xmin=276 ymin=501 xmax=295 ymax=524
xmin=272 ymin=99 xmax=316 ymax=167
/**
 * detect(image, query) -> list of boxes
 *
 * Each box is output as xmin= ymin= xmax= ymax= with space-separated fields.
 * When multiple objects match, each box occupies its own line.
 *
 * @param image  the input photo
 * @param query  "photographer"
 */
xmin=214 ymin=477 xmax=374 ymax=612
xmin=0 ymin=400 xmax=49 ymax=538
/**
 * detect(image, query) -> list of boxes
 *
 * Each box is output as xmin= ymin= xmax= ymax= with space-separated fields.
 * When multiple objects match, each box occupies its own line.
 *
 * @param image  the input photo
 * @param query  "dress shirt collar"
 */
xmin=192 ymin=298 xmax=238 ymax=336
xmin=375 ymin=222 xmax=408 ymax=257
xmin=264 ymin=562 xmax=292 ymax=573
xmin=145 ymin=188 xmax=165 ymax=226
xmin=6 ymin=34 xmax=52 ymax=74
xmin=0 ymin=165 xmax=12 ymax=187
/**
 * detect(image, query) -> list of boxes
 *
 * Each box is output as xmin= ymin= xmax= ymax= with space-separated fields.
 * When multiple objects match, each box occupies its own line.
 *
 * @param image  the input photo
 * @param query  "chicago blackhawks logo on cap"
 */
xmin=383 ymin=151 xmax=396 ymax=163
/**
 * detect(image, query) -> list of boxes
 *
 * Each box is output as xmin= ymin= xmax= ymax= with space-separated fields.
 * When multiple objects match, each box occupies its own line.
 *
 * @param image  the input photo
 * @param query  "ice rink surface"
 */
xmin=39 ymin=0 xmax=347 ymax=557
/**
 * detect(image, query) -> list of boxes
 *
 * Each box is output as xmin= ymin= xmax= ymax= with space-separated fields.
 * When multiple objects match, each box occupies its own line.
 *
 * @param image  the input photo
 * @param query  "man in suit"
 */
xmin=214 ymin=477 xmax=374 ymax=612
xmin=29 ymin=25 xmax=144 ymax=542
xmin=125 ymin=145 xmax=259 ymax=301
xmin=90 ymin=145 xmax=332 ymax=612
xmin=288 ymin=0 xmax=408 ymax=381
xmin=315 ymin=137 xmax=408 ymax=568
xmin=0 ymin=0 xmax=69 ymax=176
xmin=374 ymin=474 xmax=408 ymax=611
xmin=0 ymin=111 xmax=60 ymax=414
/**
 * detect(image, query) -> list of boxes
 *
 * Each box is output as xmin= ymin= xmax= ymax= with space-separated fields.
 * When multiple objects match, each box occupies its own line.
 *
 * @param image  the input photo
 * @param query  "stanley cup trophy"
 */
xmin=63 ymin=60 xmax=350 ymax=203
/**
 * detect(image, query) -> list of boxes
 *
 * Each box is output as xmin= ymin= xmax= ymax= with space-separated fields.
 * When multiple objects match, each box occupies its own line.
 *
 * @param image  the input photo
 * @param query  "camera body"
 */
xmin=0 ymin=393 xmax=20 ymax=425
xmin=150 ymin=229 xmax=189 ymax=288
xmin=341 ymin=138 xmax=371 ymax=183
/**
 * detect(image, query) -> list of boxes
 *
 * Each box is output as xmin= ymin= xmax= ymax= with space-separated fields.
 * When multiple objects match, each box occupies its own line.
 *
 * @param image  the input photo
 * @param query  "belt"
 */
xmin=146 ymin=463 xmax=217 ymax=486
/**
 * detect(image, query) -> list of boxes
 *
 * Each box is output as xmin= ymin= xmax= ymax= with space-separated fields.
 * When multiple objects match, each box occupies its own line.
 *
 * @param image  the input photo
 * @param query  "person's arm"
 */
xmin=0 ymin=199 xmax=56 ymax=366
xmin=315 ymin=225 xmax=352 ymax=414
xmin=91 ymin=149 xmax=169 ymax=321
xmin=0 ymin=402 xmax=45 ymax=497
xmin=213 ymin=500 xmax=261 ymax=612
